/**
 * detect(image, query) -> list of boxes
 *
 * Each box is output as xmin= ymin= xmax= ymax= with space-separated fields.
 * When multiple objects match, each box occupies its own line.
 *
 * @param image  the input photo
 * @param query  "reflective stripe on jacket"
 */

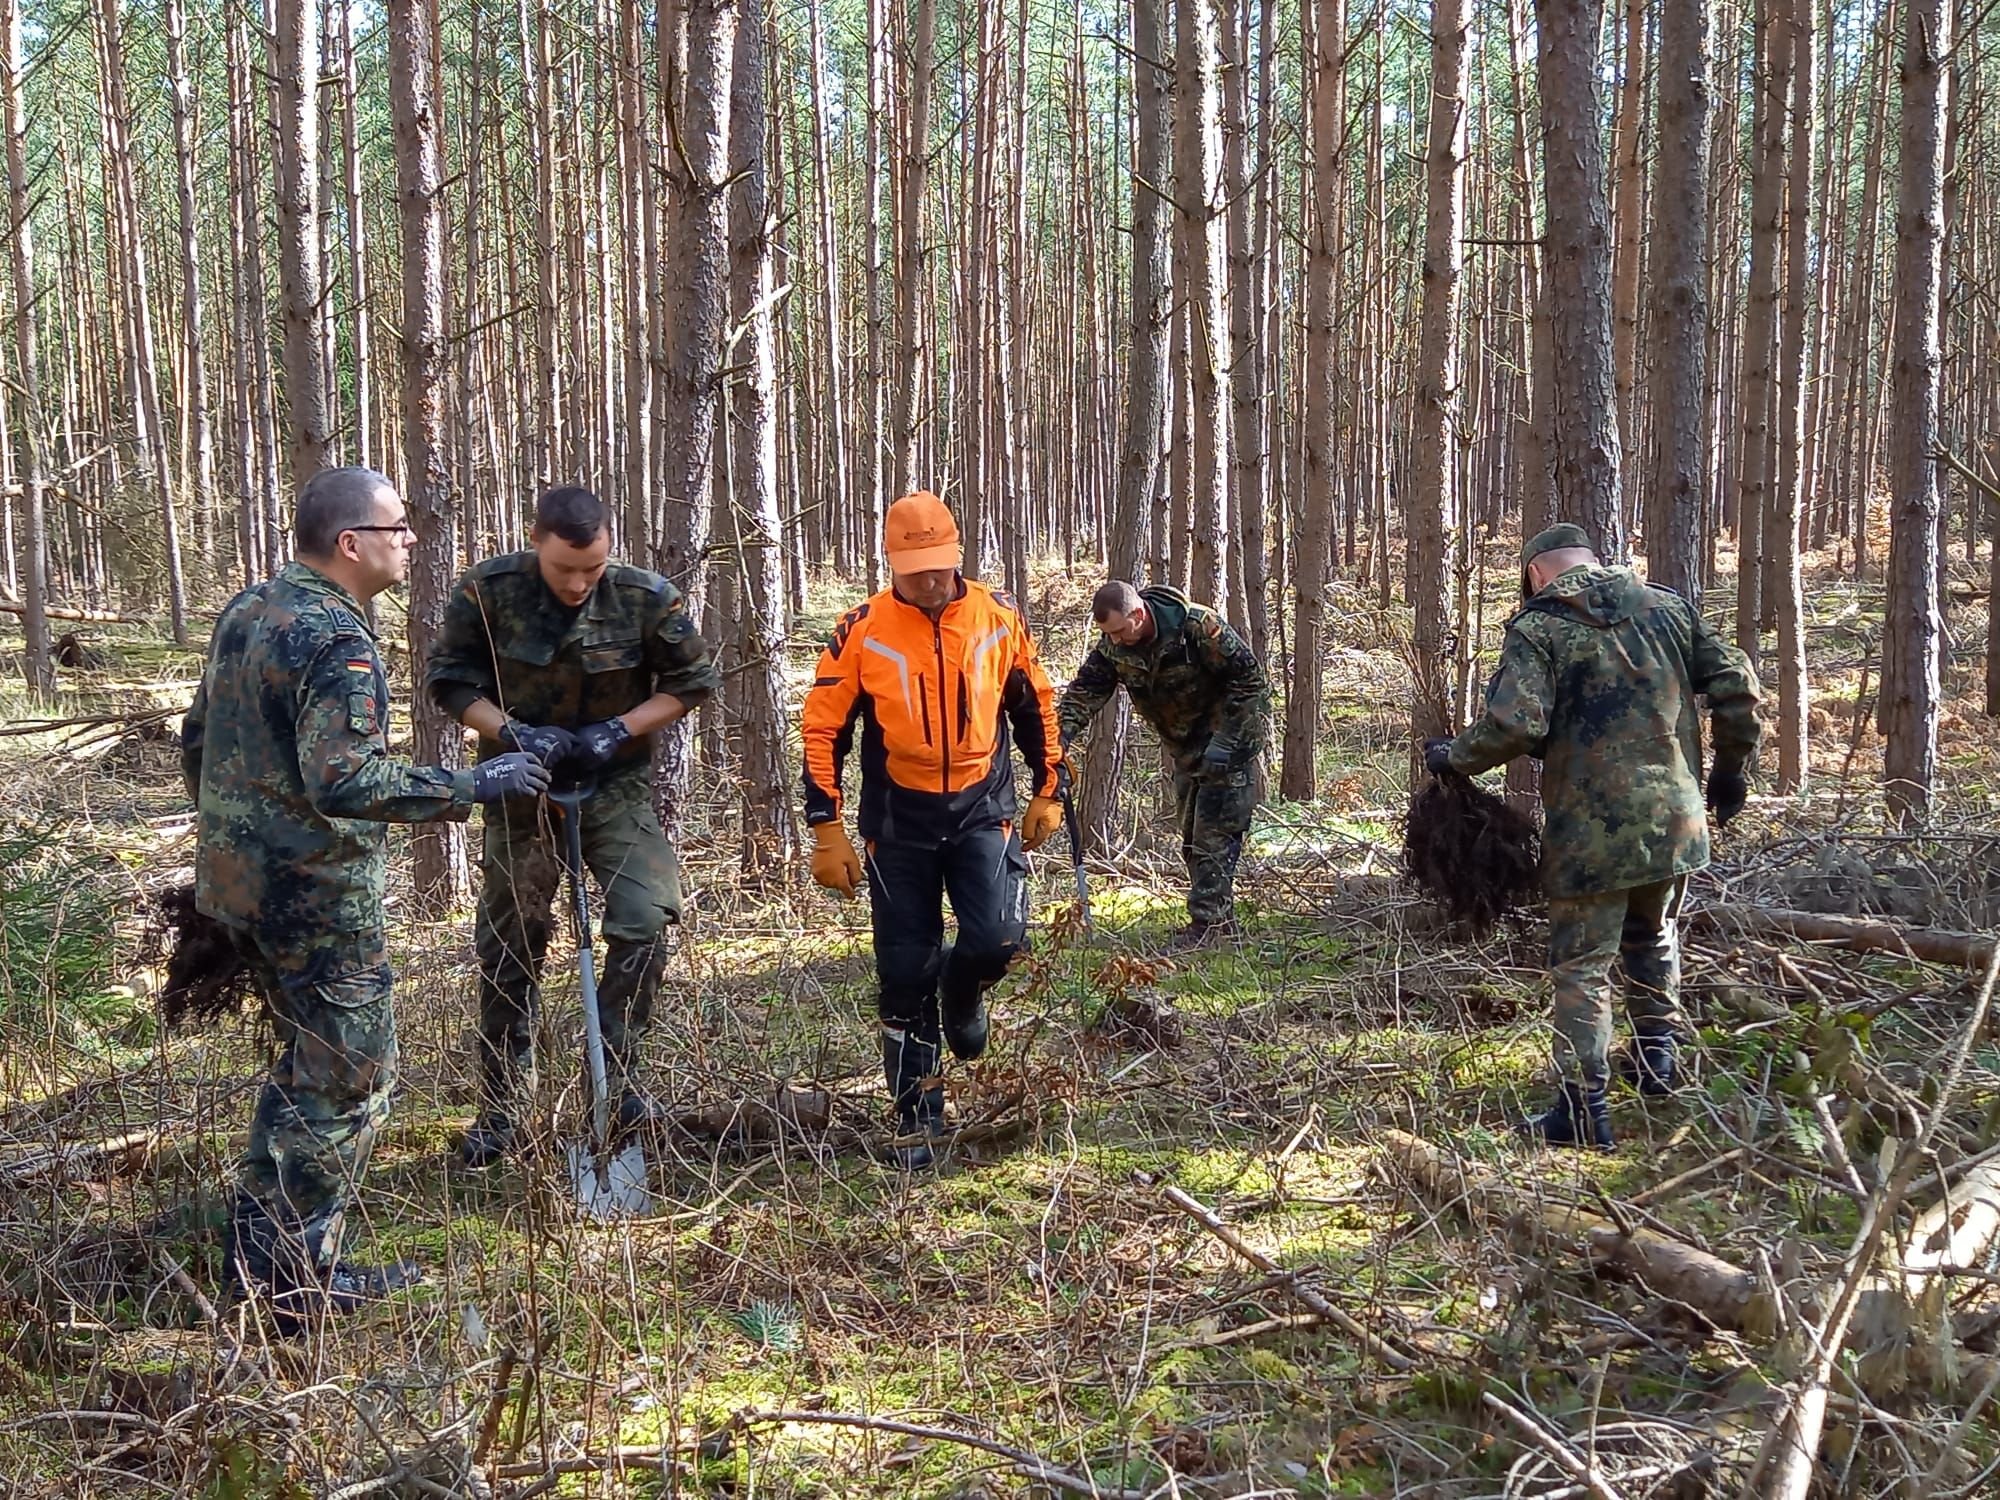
xmin=801 ymin=578 xmax=1066 ymax=844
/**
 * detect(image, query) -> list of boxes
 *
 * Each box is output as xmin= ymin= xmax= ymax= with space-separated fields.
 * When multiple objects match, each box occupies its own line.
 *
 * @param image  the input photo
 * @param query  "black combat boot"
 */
xmin=461 ymin=1042 xmax=532 ymax=1169
xmin=1165 ymin=916 xmax=1239 ymax=951
xmin=939 ymin=945 xmax=991 ymax=1062
xmin=1518 ymin=1081 xmax=1615 ymax=1150
xmin=224 ymin=1194 xmax=423 ymax=1328
xmin=882 ymin=1027 xmax=947 ymax=1171
xmin=1616 ymin=1027 xmax=1680 ymax=1097
xmin=614 ymin=1087 xmax=668 ymax=1141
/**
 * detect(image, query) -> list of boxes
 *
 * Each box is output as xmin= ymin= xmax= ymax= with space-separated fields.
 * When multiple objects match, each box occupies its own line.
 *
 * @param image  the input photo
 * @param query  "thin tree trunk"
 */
xmin=0 ymin=0 xmax=48 ymax=689
xmin=1410 ymin=0 xmax=1469 ymax=745
xmin=1772 ymin=0 xmax=1814 ymax=792
xmin=890 ymin=0 xmax=936 ymax=500
xmin=1224 ymin=0 xmax=1270 ymax=661
xmin=1647 ymin=0 xmax=1710 ymax=600
xmin=1883 ymin=0 xmax=1947 ymax=825
xmin=390 ymin=0 xmax=467 ymax=906
xmin=1536 ymin=0 xmax=1624 ymax=557
xmin=1280 ymin=0 xmax=1343 ymax=799
xmin=272 ymin=0 xmax=330 ymax=483
xmin=164 ymin=0 xmax=216 ymax=576
xmin=1737 ymin=0 xmax=1790 ymax=661
xmin=1177 ymin=0 xmax=1229 ymax=608
xmin=1609 ymin=0 xmax=1646 ymax=524
xmin=337 ymin=0 xmax=372 ymax=470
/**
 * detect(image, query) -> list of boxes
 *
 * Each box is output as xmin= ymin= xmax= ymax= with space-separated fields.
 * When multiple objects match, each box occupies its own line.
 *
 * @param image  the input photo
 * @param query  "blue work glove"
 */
xmin=500 ymin=720 xmax=577 ymax=767
xmin=568 ymin=717 xmax=633 ymax=774
xmin=1422 ymin=738 xmax=1456 ymax=777
xmin=472 ymin=751 xmax=553 ymax=802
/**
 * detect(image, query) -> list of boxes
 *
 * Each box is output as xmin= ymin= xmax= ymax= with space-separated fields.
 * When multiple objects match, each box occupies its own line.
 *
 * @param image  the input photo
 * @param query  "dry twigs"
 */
xmin=1401 ymin=769 xmax=1541 ymax=936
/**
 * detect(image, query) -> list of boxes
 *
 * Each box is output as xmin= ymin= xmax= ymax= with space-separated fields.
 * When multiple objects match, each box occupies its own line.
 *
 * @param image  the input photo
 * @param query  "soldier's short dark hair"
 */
xmin=1092 ymin=580 xmax=1144 ymax=622
xmin=295 ymin=467 xmax=396 ymax=559
xmin=535 ymin=487 xmax=606 ymax=547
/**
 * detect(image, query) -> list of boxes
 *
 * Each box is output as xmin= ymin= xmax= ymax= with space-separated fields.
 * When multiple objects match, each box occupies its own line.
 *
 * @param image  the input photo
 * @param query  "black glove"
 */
xmin=500 ymin=720 xmax=577 ymax=767
xmin=1422 ymin=737 xmax=1456 ymax=776
xmin=1199 ymin=739 xmax=1236 ymax=782
xmin=1706 ymin=760 xmax=1748 ymax=828
xmin=568 ymin=717 xmax=633 ymax=774
xmin=472 ymin=751 xmax=553 ymax=803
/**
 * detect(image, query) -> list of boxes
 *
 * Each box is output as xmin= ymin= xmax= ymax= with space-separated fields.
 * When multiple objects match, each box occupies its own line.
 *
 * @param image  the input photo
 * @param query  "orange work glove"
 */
xmin=810 ymin=823 xmax=862 ymax=897
xmin=1021 ymin=795 xmax=1064 ymax=852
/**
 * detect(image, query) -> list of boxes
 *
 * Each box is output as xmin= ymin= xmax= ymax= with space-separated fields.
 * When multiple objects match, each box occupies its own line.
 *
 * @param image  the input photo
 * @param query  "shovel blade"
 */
xmin=562 ymin=1138 xmax=654 ymax=1219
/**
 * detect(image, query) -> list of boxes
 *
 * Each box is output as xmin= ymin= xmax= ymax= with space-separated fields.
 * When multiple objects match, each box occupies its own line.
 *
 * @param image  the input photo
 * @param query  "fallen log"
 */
xmin=1690 ymin=904 xmax=1994 ymax=970
xmin=0 ymin=598 xmax=144 ymax=626
xmin=1847 ymin=1159 xmax=2000 ymax=1398
xmin=1380 ymin=1129 xmax=1774 ymax=1339
xmin=0 ymin=1130 xmax=158 ymax=1185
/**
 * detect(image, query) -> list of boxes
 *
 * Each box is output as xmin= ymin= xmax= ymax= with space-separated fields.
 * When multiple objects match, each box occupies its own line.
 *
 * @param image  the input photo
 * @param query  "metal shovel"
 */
xmin=548 ymin=785 xmax=653 ymax=1218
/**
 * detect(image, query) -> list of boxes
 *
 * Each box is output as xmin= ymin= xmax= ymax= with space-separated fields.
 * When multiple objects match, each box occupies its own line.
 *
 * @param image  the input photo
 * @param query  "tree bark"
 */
xmin=889 ymin=0 xmax=936 ymax=500
xmin=1222 ymin=0 xmax=1268 ymax=659
xmin=336 ymin=0 xmax=372 ymax=470
xmin=0 ymin=0 xmax=48 ymax=690
xmin=1176 ymin=0 xmax=1229 ymax=608
xmin=1884 ymin=0 xmax=1947 ymax=826
xmin=164 ymin=0 xmax=216 ymax=575
xmin=1279 ymin=0 xmax=1343 ymax=801
xmin=1608 ymin=0 xmax=1646 ymax=525
xmin=1535 ymin=0 xmax=1623 ymax=558
xmin=727 ymin=0 xmax=794 ymax=872
xmin=1409 ymin=0 xmax=1468 ymax=747
xmin=390 ymin=0 xmax=468 ymax=908
xmin=271 ymin=0 xmax=330 ymax=484
xmin=1736 ymin=0 xmax=1790 ymax=664
xmin=1772 ymin=0 xmax=1815 ymax=793
xmin=1646 ymin=0 xmax=1709 ymax=600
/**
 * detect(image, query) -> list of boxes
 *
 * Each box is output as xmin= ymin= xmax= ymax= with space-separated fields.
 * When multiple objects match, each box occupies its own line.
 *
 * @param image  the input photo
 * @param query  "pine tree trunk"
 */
xmin=0 ymin=0 xmax=48 ymax=690
xmin=1078 ymin=0 xmax=1172 ymax=845
xmin=1736 ymin=0 xmax=1789 ymax=662
xmin=390 ymin=0 xmax=467 ymax=908
xmin=1646 ymin=0 xmax=1709 ymax=601
xmin=1535 ymin=0 xmax=1623 ymax=557
xmin=1279 ymin=0 xmax=1343 ymax=799
xmin=1410 ymin=0 xmax=1468 ymax=745
xmin=1608 ymin=0 xmax=1646 ymax=521
xmin=890 ymin=0 xmax=936 ymax=501
xmin=1223 ymin=0 xmax=1270 ymax=661
xmin=727 ymin=0 xmax=794 ymax=872
xmin=271 ymin=0 xmax=330 ymax=483
xmin=655 ymin=0 xmax=736 ymax=841
xmin=164 ymin=0 xmax=215 ymax=576
xmin=862 ymin=0 xmax=887 ymax=584
xmin=1176 ymin=0 xmax=1229 ymax=609
xmin=1772 ymin=0 xmax=1814 ymax=792
xmin=1883 ymin=0 xmax=1947 ymax=825
xmin=336 ymin=0 xmax=372 ymax=470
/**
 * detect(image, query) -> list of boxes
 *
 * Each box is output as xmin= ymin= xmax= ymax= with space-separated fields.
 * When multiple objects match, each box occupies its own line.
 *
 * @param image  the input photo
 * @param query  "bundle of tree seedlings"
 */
xmin=142 ymin=881 xmax=255 ymax=1028
xmin=1401 ymin=768 xmax=1541 ymax=936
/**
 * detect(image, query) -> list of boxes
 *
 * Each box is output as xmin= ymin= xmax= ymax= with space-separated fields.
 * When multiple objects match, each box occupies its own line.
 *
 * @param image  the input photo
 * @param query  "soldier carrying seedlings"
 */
xmin=800 ymin=492 xmax=1069 ymax=1169
xmin=424 ymin=486 xmax=720 ymax=1169
xmin=1055 ymin=580 xmax=1272 ymax=946
xmin=1422 ymin=523 xmax=1761 ymax=1150
xmin=182 ymin=468 xmax=552 ymax=1324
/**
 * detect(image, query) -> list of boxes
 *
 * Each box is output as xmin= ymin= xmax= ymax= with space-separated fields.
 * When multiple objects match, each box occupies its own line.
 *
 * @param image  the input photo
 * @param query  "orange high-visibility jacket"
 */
xmin=802 ymin=578 xmax=1066 ymax=843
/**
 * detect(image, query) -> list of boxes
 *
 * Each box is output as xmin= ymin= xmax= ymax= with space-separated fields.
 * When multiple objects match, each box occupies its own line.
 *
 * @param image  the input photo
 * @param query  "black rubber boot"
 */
xmin=461 ymin=1042 xmax=532 ymax=1168
xmin=1616 ymin=1029 xmax=1680 ymax=1097
xmin=882 ymin=1027 xmax=947 ymax=1170
xmin=938 ymin=945 xmax=990 ymax=1062
xmin=1518 ymin=1081 xmax=1615 ymax=1150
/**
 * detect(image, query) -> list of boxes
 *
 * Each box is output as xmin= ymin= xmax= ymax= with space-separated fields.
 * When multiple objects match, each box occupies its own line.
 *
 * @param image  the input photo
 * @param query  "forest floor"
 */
xmin=3 ymin=536 xmax=2000 ymax=1498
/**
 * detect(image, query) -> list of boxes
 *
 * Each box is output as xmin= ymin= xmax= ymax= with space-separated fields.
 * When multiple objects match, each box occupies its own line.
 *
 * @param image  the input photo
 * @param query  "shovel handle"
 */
xmin=547 ymin=786 xmax=613 ymax=1151
xmin=1060 ymin=787 xmax=1092 ymax=934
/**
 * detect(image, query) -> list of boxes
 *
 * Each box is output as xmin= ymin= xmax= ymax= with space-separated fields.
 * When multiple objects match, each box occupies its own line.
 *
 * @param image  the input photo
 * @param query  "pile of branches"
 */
xmin=1401 ymin=769 xmax=1541 ymax=936
xmin=140 ymin=881 xmax=255 ymax=1028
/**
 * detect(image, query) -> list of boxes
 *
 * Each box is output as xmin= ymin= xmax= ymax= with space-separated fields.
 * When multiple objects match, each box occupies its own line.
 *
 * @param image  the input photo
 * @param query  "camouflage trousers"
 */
xmin=232 ymin=925 xmax=396 ymax=1272
xmin=1546 ymin=876 xmax=1688 ymax=1089
xmin=472 ymin=768 xmax=681 ymax=1104
xmin=1172 ymin=767 xmax=1255 ymax=925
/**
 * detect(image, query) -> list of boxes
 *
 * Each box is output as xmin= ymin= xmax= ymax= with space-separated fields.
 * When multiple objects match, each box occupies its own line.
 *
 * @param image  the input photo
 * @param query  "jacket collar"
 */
xmin=281 ymin=561 xmax=372 ymax=636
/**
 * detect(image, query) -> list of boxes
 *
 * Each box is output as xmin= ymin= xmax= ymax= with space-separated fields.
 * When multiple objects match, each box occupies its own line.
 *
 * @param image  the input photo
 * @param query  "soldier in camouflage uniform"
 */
xmin=1427 ymin=524 xmax=1761 ymax=1149
xmin=1057 ymin=581 xmax=1273 ymax=944
xmin=424 ymin=487 xmax=719 ymax=1167
xmin=182 ymin=468 xmax=551 ymax=1322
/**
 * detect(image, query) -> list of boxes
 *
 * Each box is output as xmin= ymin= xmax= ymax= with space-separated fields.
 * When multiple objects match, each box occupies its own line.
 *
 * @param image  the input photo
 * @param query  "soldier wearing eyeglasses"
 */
xmin=182 ymin=467 xmax=551 ymax=1325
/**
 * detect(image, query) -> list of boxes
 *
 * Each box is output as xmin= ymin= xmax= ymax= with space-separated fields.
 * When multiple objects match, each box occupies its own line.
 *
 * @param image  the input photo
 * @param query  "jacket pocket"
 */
xmin=582 ymin=638 xmax=644 ymax=673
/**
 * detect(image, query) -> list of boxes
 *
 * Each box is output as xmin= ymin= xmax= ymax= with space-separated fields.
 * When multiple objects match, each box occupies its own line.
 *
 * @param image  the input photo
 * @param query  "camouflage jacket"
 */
xmin=1448 ymin=565 xmax=1762 ymax=898
xmin=181 ymin=562 xmax=475 ymax=936
xmin=1056 ymin=586 xmax=1272 ymax=772
xmin=423 ymin=551 xmax=719 ymax=769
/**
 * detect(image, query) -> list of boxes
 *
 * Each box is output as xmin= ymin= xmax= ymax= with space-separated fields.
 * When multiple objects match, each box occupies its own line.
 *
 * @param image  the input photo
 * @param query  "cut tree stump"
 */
xmin=1849 ymin=1160 xmax=2000 ymax=1397
xmin=1690 ymin=905 xmax=1995 ymax=969
xmin=1380 ymin=1129 xmax=1775 ymax=1338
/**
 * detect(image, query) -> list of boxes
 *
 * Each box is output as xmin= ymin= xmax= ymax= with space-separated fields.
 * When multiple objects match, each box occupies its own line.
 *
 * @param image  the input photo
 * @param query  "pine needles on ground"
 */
xmin=1401 ymin=769 xmax=1542 ymax=936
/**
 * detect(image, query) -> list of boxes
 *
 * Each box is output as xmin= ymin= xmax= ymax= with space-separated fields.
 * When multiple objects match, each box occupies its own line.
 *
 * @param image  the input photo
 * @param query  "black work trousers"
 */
xmin=864 ymin=822 xmax=1028 ymax=1043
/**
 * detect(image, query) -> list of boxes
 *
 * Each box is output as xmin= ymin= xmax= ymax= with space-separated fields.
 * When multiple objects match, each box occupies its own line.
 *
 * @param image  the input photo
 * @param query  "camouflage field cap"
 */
xmin=1521 ymin=523 xmax=1594 ymax=567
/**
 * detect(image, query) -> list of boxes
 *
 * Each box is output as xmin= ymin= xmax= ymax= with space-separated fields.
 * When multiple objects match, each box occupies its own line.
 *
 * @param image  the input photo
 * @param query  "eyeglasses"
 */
xmin=348 ymin=523 xmax=415 ymax=537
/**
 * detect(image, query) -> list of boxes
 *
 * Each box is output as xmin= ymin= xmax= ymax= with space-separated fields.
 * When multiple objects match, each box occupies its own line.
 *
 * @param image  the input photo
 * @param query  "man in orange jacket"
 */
xmin=802 ymin=493 xmax=1067 ymax=1168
